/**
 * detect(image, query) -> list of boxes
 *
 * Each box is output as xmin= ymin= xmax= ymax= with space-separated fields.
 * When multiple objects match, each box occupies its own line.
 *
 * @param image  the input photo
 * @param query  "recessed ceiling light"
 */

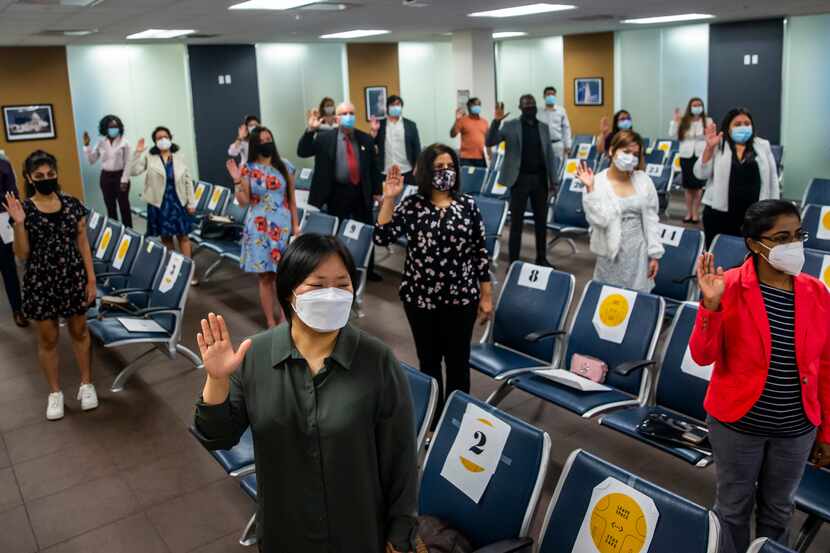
xmin=299 ymin=2 xmax=351 ymax=10
xmin=493 ymin=31 xmax=527 ymax=38
xmin=320 ymin=29 xmax=390 ymax=39
xmin=621 ymin=13 xmax=714 ymax=24
xmin=229 ymin=0 xmax=314 ymax=9
xmin=469 ymin=3 xmax=575 ymax=18
xmin=64 ymin=29 xmax=98 ymax=36
xmin=126 ymin=29 xmax=196 ymax=40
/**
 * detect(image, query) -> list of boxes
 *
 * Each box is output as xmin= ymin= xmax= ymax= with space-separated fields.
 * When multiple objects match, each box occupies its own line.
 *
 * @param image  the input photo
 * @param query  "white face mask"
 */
xmin=293 ymin=287 xmax=353 ymax=332
xmin=156 ymin=138 xmax=172 ymax=151
xmin=758 ymin=241 xmax=805 ymax=276
xmin=613 ymin=151 xmax=638 ymax=173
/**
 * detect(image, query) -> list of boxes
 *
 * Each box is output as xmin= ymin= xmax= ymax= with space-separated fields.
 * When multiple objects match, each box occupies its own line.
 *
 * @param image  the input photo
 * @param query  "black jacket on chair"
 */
xmin=374 ymin=118 xmax=422 ymax=174
xmin=297 ymin=128 xmax=381 ymax=210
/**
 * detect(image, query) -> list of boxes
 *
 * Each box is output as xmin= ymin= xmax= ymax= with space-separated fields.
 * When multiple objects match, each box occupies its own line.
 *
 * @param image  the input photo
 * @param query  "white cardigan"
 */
xmin=693 ymin=137 xmax=779 ymax=213
xmin=129 ymin=151 xmax=196 ymax=209
xmin=668 ymin=117 xmax=713 ymax=158
xmin=582 ymin=169 xmax=665 ymax=261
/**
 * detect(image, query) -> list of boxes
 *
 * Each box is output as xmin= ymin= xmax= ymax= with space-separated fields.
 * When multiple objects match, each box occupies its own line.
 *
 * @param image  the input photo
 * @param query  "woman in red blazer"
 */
xmin=691 ymin=199 xmax=830 ymax=553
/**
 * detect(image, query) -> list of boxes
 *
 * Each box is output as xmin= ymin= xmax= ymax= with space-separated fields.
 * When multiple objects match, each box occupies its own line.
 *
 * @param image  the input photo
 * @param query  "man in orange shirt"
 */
xmin=450 ymin=97 xmax=489 ymax=167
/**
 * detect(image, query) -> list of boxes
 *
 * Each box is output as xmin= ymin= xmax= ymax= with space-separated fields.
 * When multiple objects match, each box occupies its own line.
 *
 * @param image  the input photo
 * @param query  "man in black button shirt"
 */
xmin=486 ymin=94 xmax=558 ymax=266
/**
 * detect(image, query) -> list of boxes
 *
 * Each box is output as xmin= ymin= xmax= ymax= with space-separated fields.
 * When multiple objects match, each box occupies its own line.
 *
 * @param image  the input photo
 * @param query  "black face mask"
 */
xmin=32 ymin=178 xmax=58 ymax=195
xmin=260 ymin=142 xmax=277 ymax=158
xmin=521 ymin=106 xmax=538 ymax=120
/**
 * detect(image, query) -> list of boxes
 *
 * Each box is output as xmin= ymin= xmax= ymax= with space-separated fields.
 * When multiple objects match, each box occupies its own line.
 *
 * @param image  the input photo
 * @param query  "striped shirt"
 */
xmin=725 ymin=283 xmax=815 ymax=437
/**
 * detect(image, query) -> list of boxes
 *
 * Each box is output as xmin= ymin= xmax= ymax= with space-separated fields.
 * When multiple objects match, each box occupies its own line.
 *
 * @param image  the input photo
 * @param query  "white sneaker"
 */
xmin=47 ymin=391 xmax=64 ymax=420
xmin=77 ymin=383 xmax=99 ymax=411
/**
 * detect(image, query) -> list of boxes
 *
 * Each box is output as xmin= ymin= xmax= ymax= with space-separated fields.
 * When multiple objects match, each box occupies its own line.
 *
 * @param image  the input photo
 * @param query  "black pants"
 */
xmin=0 ymin=241 xmax=21 ymax=312
xmin=100 ymin=170 xmax=132 ymax=228
xmin=404 ymin=302 xmax=478 ymax=420
xmin=679 ymin=155 xmax=706 ymax=190
xmin=702 ymin=206 xmax=743 ymax=249
xmin=509 ymin=173 xmax=548 ymax=263
xmin=326 ymin=182 xmax=376 ymax=272
xmin=460 ymin=158 xmax=487 ymax=168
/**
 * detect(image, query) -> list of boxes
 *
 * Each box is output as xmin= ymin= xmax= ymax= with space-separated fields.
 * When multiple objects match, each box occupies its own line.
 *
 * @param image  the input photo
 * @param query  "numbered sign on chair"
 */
xmin=577 ymin=143 xmax=592 ymax=160
xmin=467 ymin=166 xmax=476 ymax=175
xmin=112 ymin=235 xmax=132 ymax=270
xmin=194 ymin=183 xmax=206 ymax=201
xmin=572 ymin=477 xmax=659 ymax=553
xmin=517 ymin=263 xmax=552 ymax=291
xmin=491 ymin=181 xmax=508 ymax=196
xmin=570 ymin=179 xmax=585 ymax=193
xmin=207 ymin=188 xmax=223 ymax=211
xmin=672 ymin=154 xmax=681 ymax=171
xmin=656 ymin=224 xmax=683 ymax=247
xmin=158 ymin=253 xmax=184 ymax=293
xmin=592 ymin=285 xmax=637 ymax=344
xmin=146 ymin=240 xmax=155 ymax=253
xmin=95 ymin=227 xmax=112 ymax=259
xmin=440 ymin=403 xmax=511 ymax=503
xmin=646 ymin=164 xmax=664 ymax=178
xmin=563 ymin=159 xmax=580 ymax=180
xmin=300 ymin=168 xmax=312 ymax=180
xmin=817 ymin=206 xmax=830 ymax=240
xmin=343 ymin=221 xmax=364 ymax=241
xmin=88 ymin=211 xmax=101 ymax=230
xmin=820 ymin=256 xmax=830 ymax=292
xmin=657 ymin=141 xmax=672 ymax=153
xmin=681 ymin=346 xmax=713 ymax=381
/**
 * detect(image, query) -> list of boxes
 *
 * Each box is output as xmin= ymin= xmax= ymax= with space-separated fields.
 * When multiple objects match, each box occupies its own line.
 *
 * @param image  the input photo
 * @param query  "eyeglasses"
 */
xmin=757 ymin=231 xmax=809 ymax=245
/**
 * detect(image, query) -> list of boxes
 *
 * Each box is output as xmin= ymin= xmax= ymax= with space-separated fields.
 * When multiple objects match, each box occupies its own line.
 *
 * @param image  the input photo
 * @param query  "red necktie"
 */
xmin=344 ymin=134 xmax=360 ymax=186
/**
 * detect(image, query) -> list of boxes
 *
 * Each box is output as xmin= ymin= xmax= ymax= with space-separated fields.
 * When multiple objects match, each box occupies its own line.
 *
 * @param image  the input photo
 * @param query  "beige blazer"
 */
xmin=129 ymin=151 xmax=196 ymax=209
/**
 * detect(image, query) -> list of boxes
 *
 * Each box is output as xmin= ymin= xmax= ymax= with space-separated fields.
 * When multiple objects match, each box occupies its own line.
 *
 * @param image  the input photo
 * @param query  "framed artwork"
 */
xmin=2 ymin=104 xmax=56 ymax=141
xmin=574 ymin=78 xmax=604 ymax=106
xmin=365 ymin=86 xmax=387 ymax=121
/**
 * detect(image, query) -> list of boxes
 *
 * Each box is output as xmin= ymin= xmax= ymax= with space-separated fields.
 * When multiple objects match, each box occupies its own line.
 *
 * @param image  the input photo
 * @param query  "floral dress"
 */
xmin=22 ymin=194 xmax=90 ymax=320
xmin=239 ymin=162 xmax=292 ymax=273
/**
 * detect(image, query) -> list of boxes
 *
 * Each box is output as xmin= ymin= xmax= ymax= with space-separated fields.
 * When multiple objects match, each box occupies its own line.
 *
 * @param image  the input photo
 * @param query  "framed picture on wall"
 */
xmin=2 ymin=104 xmax=56 ymax=141
xmin=574 ymin=78 xmax=604 ymax=106
xmin=365 ymin=86 xmax=387 ymax=121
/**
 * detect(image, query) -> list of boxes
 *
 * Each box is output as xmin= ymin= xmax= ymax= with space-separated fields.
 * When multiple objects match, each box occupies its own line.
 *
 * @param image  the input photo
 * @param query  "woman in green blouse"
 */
xmin=194 ymin=234 xmax=418 ymax=553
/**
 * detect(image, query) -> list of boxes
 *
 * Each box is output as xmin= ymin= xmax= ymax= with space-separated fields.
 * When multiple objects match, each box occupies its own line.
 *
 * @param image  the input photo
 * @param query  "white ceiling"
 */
xmin=0 ymin=0 xmax=829 ymax=46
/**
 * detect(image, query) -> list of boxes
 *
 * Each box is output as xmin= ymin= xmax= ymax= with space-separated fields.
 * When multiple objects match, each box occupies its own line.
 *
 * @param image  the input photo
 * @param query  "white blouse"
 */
xmin=668 ymin=117 xmax=713 ymax=158
xmin=84 ymin=136 xmax=131 ymax=182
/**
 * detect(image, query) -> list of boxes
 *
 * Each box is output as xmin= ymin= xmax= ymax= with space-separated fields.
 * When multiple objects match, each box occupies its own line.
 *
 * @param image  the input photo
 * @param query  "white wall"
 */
xmin=398 ymin=41 xmax=457 ymax=150
xmin=615 ymin=24 xmax=709 ymax=140
xmin=256 ymin=43 xmax=347 ymax=169
xmin=781 ymin=14 xmax=830 ymax=199
xmin=495 ymin=36 xmax=564 ymax=110
xmin=67 ymin=45 xmax=198 ymax=214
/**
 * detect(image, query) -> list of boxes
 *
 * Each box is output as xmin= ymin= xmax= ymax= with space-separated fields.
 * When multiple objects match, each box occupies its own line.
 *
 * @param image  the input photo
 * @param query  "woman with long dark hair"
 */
xmin=374 ymin=144 xmax=493 ymax=416
xmin=3 ymin=151 xmax=98 ymax=420
xmin=694 ymin=107 xmax=779 ymax=248
xmin=194 ymin=234 xmax=417 ymax=553
xmin=226 ymin=126 xmax=300 ymax=327
xmin=691 ymin=199 xmax=830 ymax=553
xmin=669 ymin=97 xmax=714 ymax=223
xmin=317 ymin=97 xmax=338 ymax=130
xmin=597 ymin=109 xmax=633 ymax=155
xmin=82 ymin=114 xmax=132 ymax=227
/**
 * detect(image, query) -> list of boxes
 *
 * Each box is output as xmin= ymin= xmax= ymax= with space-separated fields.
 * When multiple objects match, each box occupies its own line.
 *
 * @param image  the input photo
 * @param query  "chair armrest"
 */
xmin=524 ymin=329 xmax=567 ymax=342
xmin=613 ymin=359 xmax=656 ymax=376
xmin=473 ymin=538 xmax=534 ymax=553
xmin=494 ymin=365 xmax=555 ymax=382
xmin=95 ymin=271 xmax=125 ymax=279
xmin=109 ymin=287 xmax=152 ymax=296
xmin=133 ymin=307 xmax=181 ymax=317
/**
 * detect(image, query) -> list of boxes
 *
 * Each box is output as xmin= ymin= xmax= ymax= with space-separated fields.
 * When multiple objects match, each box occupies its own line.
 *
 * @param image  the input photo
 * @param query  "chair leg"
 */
xmin=110 ymin=347 xmax=158 ymax=392
xmin=485 ymin=381 xmax=515 ymax=407
xmin=176 ymin=343 xmax=204 ymax=369
xmin=793 ymin=514 xmax=822 ymax=553
xmin=239 ymin=513 xmax=258 ymax=546
xmin=202 ymin=257 xmax=223 ymax=281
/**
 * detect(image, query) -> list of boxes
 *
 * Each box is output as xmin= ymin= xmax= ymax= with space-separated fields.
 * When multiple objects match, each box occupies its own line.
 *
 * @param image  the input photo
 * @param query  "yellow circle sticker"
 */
xmin=590 ymin=492 xmax=647 ymax=553
xmin=599 ymin=294 xmax=630 ymax=328
xmin=822 ymin=211 xmax=830 ymax=231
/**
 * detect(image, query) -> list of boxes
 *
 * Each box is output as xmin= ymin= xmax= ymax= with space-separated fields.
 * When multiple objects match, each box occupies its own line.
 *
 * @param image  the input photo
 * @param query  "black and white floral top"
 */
xmin=374 ymin=193 xmax=491 ymax=310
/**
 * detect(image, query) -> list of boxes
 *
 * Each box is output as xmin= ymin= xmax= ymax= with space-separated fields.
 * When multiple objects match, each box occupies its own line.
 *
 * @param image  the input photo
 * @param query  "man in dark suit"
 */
xmin=297 ymin=102 xmax=383 ymax=279
xmin=486 ymin=94 xmax=558 ymax=267
xmin=371 ymin=95 xmax=421 ymax=186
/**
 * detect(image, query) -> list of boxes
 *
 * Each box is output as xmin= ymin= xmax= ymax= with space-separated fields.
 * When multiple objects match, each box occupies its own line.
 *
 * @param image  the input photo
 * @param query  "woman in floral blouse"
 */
xmin=226 ymin=127 xmax=299 ymax=328
xmin=375 ymin=143 xmax=493 ymax=417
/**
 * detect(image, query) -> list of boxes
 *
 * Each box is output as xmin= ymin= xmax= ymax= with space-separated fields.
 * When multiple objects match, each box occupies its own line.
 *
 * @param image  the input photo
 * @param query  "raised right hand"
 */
xmin=494 ymin=102 xmax=509 ymax=121
xmin=576 ymin=162 xmax=595 ymax=193
xmin=673 ymin=108 xmax=682 ymax=123
xmin=383 ymin=165 xmax=404 ymax=198
xmin=696 ymin=253 xmax=725 ymax=311
xmin=307 ymin=109 xmax=321 ymax=131
xmin=599 ymin=116 xmax=610 ymax=135
xmin=237 ymin=124 xmax=248 ymax=141
xmin=455 ymin=108 xmax=464 ymax=120
xmin=82 ymin=131 xmax=90 ymax=147
xmin=2 ymin=192 xmax=24 ymax=224
xmin=226 ymin=159 xmax=241 ymax=182
xmin=197 ymin=313 xmax=252 ymax=380
xmin=135 ymin=138 xmax=146 ymax=154
xmin=704 ymin=121 xmax=722 ymax=149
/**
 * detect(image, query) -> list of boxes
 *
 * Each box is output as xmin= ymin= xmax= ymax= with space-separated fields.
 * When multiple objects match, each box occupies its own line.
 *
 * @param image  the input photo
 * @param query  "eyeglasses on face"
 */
xmin=757 ymin=230 xmax=809 ymax=245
